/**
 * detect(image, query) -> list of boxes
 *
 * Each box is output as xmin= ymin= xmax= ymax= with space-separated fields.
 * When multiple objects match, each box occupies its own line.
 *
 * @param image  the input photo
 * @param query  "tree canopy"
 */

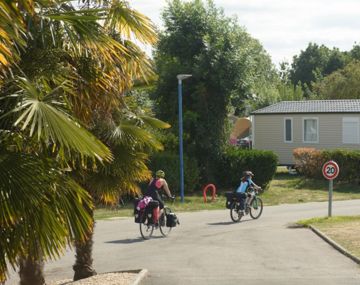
xmin=152 ymin=0 xmax=278 ymax=180
xmin=312 ymin=60 xmax=360 ymax=100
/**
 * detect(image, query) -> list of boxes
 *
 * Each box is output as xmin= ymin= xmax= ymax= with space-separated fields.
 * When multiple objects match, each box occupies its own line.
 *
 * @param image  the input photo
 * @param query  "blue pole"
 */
xmin=178 ymin=79 xmax=184 ymax=203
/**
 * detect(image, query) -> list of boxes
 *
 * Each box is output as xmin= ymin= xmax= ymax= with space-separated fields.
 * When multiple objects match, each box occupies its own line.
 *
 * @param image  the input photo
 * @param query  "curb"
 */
xmin=309 ymin=225 xmax=360 ymax=264
xmin=131 ymin=269 xmax=148 ymax=285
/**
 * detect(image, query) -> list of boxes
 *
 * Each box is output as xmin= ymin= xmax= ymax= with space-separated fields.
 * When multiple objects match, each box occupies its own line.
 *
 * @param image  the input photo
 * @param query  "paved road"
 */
xmin=6 ymin=200 xmax=360 ymax=285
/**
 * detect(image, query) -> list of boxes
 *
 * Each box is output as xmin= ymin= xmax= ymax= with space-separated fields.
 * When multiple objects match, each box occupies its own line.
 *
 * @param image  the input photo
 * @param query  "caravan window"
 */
xmin=342 ymin=117 xmax=359 ymax=144
xmin=303 ymin=118 xmax=318 ymax=143
xmin=284 ymin=118 xmax=293 ymax=143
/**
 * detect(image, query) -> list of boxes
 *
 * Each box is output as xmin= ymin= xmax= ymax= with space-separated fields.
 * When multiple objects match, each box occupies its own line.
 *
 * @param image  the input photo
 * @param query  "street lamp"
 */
xmin=177 ymin=74 xmax=192 ymax=203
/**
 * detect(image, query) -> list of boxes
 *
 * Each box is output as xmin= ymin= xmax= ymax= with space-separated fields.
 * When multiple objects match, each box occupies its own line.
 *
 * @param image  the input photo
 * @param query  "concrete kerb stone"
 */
xmin=309 ymin=225 xmax=360 ymax=265
xmin=131 ymin=269 xmax=148 ymax=285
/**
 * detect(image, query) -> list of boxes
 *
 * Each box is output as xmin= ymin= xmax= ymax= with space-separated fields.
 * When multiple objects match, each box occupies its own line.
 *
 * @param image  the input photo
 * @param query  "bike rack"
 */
xmin=203 ymin=184 xmax=216 ymax=203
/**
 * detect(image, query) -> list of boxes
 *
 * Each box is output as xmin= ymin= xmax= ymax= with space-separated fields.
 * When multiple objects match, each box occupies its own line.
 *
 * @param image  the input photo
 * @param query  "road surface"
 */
xmin=5 ymin=200 xmax=360 ymax=285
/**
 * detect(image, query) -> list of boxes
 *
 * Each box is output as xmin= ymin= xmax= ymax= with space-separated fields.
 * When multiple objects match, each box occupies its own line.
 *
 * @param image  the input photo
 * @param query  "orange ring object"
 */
xmin=203 ymin=184 xmax=216 ymax=203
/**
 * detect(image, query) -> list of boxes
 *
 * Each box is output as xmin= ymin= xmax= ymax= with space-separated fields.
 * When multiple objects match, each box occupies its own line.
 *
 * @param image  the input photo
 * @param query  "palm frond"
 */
xmin=140 ymin=115 xmax=171 ymax=129
xmin=0 ymin=150 xmax=93 ymax=279
xmin=104 ymin=1 xmax=157 ymax=45
xmin=2 ymin=77 xmax=112 ymax=162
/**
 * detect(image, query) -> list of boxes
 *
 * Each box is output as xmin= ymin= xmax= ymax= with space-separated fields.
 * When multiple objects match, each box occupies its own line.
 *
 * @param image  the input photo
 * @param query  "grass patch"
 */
xmin=261 ymin=167 xmax=360 ymax=205
xmin=94 ymin=196 xmax=228 ymax=220
xmin=94 ymin=167 xmax=360 ymax=220
xmin=297 ymin=216 xmax=360 ymax=259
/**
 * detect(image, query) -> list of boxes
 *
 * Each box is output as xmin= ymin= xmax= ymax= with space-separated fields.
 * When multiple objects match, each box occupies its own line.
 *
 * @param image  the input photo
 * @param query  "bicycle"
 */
xmin=138 ymin=195 xmax=178 ymax=240
xmin=229 ymin=187 xmax=263 ymax=222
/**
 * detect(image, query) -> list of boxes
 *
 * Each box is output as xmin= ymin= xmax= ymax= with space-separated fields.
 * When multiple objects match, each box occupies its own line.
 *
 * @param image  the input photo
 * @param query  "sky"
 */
xmin=131 ymin=0 xmax=360 ymax=66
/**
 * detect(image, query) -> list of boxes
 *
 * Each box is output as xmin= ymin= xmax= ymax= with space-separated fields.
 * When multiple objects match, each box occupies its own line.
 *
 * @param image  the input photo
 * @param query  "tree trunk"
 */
xmin=73 ymin=212 xmax=96 ymax=281
xmin=19 ymin=256 xmax=45 ymax=285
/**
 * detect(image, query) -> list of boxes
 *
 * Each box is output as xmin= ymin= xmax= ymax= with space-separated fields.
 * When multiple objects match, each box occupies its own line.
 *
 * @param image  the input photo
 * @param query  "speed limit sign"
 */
xmin=322 ymin=160 xmax=339 ymax=180
xmin=322 ymin=160 xmax=339 ymax=217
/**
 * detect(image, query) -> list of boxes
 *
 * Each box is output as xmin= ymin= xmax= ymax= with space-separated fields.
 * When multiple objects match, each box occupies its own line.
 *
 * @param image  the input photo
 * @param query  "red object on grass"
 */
xmin=203 ymin=184 xmax=216 ymax=203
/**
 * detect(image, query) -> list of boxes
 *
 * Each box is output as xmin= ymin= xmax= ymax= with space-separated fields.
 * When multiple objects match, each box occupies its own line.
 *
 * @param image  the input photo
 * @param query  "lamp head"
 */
xmin=177 ymin=74 xmax=192 ymax=81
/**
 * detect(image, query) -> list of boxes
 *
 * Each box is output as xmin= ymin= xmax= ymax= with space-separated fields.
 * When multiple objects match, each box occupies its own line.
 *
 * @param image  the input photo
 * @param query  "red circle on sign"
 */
xmin=322 ymin=160 xmax=339 ymax=180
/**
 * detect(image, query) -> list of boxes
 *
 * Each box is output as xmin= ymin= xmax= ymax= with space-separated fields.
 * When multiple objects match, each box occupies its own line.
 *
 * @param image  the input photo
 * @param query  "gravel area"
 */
xmin=48 ymin=272 xmax=139 ymax=285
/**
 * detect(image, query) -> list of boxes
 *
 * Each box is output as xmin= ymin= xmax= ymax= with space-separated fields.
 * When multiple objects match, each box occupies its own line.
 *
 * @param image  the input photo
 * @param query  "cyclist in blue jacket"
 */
xmin=235 ymin=171 xmax=260 ymax=214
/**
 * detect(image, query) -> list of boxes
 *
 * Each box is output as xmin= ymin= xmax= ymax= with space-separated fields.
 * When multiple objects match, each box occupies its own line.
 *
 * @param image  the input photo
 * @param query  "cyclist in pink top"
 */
xmin=144 ymin=170 xmax=173 ymax=210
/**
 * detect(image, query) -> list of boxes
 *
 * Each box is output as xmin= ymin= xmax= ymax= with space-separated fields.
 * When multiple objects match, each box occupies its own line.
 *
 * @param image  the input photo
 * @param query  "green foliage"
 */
xmin=0 ymin=150 xmax=93 ymax=280
xmin=290 ymin=43 xmax=350 ymax=95
xmin=276 ymin=82 xmax=305 ymax=101
xmin=217 ymin=147 xmax=278 ymax=189
xmin=152 ymin=0 xmax=278 ymax=181
xmin=322 ymin=149 xmax=360 ymax=182
xmin=312 ymin=61 xmax=360 ymax=99
xmin=293 ymin=148 xmax=360 ymax=182
xmin=149 ymin=152 xmax=200 ymax=193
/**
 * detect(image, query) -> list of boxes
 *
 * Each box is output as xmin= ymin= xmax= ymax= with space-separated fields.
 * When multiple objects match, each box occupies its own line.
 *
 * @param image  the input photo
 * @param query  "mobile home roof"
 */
xmin=251 ymin=100 xmax=360 ymax=114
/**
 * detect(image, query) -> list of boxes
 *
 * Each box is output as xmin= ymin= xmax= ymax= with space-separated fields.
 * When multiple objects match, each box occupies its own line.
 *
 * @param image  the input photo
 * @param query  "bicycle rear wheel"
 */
xmin=230 ymin=202 xmax=242 ymax=222
xmin=139 ymin=211 xmax=154 ymax=239
xmin=250 ymin=197 xmax=263 ymax=219
xmin=159 ymin=207 xmax=172 ymax=237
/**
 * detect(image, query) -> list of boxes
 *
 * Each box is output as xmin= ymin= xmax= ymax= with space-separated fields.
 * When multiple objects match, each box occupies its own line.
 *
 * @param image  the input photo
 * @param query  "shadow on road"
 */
xmin=105 ymin=238 xmax=144 ymax=244
xmin=207 ymin=219 xmax=252 ymax=226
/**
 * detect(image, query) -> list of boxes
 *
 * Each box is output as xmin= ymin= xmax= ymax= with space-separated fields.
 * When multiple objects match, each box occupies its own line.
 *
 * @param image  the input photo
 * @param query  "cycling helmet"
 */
xmin=155 ymin=170 xmax=165 ymax=178
xmin=243 ymin=171 xmax=254 ymax=177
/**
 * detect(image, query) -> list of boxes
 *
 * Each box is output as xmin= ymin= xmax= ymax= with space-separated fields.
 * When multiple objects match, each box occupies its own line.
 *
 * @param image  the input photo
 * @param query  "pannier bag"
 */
xmin=145 ymin=200 xmax=160 ymax=225
xmin=225 ymin=192 xmax=235 ymax=209
xmin=166 ymin=212 xmax=179 ymax=227
xmin=134 ymin=198 xmax=143 ymax=223
xmin=134 ymin=209 xmax=145 ymax=223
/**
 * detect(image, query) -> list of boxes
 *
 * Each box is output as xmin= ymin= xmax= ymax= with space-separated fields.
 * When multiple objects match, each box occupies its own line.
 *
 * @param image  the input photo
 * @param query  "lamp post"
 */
xmin=177 ymin=74 xmax=192 ymax=203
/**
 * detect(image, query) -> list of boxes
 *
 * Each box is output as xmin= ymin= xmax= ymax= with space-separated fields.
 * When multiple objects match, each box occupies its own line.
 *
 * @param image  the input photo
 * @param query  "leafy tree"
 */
xmin=290 ymin=43 xmax=349 ymax=95
xmin=277 ymin=83 xmax=304 ymax=101
xmin=152 ymin=0 xmax=278 ymax=181
xmin=312 ymin=60 xmax=360 ymax=99
xmin=349 ymin=44 xmax=360 ymax=61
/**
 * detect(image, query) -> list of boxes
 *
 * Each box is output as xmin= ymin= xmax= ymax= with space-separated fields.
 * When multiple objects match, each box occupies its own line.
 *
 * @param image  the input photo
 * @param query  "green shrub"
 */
xmin=322 ymin=149 xmax=360 ymax=182
xmin=149 ymin=151 xmax=200 ymax=193
xmin=217 ymin=147 xmax=278 ymax=189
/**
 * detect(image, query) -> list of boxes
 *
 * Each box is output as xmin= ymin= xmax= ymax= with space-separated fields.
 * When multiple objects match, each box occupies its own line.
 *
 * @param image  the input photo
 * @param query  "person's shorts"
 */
xmin=154 ymin=192 xmax=165 ymax=209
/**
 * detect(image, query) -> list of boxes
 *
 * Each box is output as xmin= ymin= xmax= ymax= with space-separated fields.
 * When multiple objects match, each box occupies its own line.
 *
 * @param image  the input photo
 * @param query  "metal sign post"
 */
xmin=328 ymin=179 xmax=333 ymax=217
xmin=322 ymin=160 xmax=339 ymax=217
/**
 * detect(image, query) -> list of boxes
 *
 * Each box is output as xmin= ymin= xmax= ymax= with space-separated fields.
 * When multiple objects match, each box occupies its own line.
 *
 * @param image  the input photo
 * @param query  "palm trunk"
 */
xmin=19 ymin=256 xmax=45 ymax=285
xmin=73 ymin=211 xmax=96 ymax=281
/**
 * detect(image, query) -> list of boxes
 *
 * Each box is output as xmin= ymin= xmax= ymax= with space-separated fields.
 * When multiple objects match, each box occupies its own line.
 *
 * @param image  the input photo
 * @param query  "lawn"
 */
xmin=262 ymin=167 xmax=360 ymax=205
xmin=94 ymin=167 xmax=360 ymax=220
xmin=297 ymin=216 xmax=360 ymax=259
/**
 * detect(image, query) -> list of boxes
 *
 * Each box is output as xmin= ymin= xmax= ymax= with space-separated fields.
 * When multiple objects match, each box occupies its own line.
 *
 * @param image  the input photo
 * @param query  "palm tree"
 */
xmin=1 ymin=0 xmax=159 ymax=283
xmin=0 ymin=76 xmax=111 ymax=284
xmin=71 ymin=105 xmax=170 ymax=280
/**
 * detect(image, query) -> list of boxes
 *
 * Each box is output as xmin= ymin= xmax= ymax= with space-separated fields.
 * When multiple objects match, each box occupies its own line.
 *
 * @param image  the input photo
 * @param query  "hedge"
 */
xmin=217 ymin=147 xmax=278 ymax=190
xmin=293 ymin=148 xmax=360 ymax=182
xmin=148 ymin=151 xmax=200 ymax=193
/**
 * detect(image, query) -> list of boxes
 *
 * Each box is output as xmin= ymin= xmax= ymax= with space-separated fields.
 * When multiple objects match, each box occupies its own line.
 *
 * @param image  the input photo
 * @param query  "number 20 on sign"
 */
xmin=322 ymin=160 xmax=339 ymax=217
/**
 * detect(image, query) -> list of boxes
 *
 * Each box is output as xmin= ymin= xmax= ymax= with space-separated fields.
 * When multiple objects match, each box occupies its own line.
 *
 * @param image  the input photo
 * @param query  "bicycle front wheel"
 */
xmin=250 ymin=197 xmax=263 ymax=219
xmin=139 ymin=212 xmax=154 ymax=239
xmin=230 ymin=202 xmax=242 ymax=223
xmin=159 ymin=207 xmax=172 ymax=237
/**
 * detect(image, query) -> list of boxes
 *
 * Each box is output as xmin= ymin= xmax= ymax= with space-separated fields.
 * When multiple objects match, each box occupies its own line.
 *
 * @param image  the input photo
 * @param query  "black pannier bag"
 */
xmin=166 ymin=212 xmax=179 ymax=227
xmin=225 ymin=192 xmax=235 ymax=209
xmin=145 ymin=200 xmax=159 ymax=225
xmin=133 ymin=198 xmax=144 ymax=223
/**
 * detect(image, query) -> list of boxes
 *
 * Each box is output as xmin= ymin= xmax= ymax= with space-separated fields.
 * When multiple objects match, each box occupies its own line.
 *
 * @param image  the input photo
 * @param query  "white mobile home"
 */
xmin=251 ymin=100 xmax=360 ymax=165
